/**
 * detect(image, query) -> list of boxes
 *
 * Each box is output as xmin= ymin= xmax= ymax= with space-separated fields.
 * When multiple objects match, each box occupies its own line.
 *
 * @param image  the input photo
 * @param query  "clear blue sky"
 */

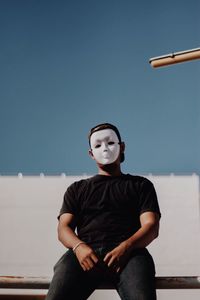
xmin=0 ymin=0 xmax=200 ymax=175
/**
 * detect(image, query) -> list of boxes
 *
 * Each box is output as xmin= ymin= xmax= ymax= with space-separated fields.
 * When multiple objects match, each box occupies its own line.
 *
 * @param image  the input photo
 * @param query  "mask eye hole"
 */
xmin=94 ymin=144 xmax=101 ymax=149
xmin=108 ymin=141 xmax=115 ymax=145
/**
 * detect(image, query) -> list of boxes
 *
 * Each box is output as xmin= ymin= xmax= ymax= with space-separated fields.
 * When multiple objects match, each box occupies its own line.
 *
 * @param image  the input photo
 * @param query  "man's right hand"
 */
xmin=74 ymin=243 xmax=99 ymax=271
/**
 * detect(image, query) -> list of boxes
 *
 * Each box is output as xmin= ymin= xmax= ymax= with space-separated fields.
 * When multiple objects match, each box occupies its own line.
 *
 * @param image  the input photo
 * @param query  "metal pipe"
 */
xmin=149 ymin=47 xmax=200 ymax=68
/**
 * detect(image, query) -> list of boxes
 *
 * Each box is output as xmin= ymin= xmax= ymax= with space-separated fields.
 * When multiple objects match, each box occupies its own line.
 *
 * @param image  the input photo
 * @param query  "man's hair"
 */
xmin=88 ymin=122 xmax=125 ymax=163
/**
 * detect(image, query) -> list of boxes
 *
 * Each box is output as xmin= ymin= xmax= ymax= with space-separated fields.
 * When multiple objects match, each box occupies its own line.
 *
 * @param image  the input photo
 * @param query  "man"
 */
xmin=46 ymin=123 xmax=161 ymax=300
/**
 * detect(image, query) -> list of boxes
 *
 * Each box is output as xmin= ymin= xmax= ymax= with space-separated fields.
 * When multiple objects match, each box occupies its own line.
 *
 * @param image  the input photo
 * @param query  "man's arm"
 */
xmin=104 ymin=211 xmax=160 ymax=272
xmin=125 ymin=211 xmax=160 ymax=249
xmin=58 ymin=213 xmax=98 ymax=271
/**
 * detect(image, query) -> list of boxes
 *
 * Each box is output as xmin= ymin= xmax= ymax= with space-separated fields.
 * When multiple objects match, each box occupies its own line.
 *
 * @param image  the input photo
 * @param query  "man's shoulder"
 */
xmin=126 ymin=173 xmax=152 ymax=183
xmin=125 ymin=174 xmax=154 ymax=188
xmin=66 ymin=175 xmax=96 ymax=191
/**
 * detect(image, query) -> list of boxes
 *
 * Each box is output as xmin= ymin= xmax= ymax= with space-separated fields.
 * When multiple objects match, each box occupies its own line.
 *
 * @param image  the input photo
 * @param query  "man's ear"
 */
xmin=119 ymin=142 xmax=125 ymax=163
xmin=120 ymin=142 xmax=125 ymax=153
xmin=88 ymin=149 xmax=95 ymax=160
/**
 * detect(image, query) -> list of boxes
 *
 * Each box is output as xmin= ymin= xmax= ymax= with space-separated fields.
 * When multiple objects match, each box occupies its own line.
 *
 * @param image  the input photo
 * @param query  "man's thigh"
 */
xmin=46 ymin=250 xmax=100 ymax=300
xmin=116 ymin=251 xmax=157 ymax=300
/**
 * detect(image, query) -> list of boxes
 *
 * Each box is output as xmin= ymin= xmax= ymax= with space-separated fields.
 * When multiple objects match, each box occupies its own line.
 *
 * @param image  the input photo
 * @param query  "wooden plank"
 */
xmin=0 ymin=276 xmax=200 ymax=290
xmin=0 ymin=277 xmax=49 ymax=290
xmin=0 ymin=296 xmax=45 ymax=300
xmin=155 ymin=276 xmax=200 ymax=289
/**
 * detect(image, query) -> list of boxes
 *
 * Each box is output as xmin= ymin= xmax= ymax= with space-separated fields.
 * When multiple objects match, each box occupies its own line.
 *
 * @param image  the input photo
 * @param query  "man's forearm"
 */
xmin=103 ymin=221 xmax=159 ymax=272
xmin=57 ymin=224 xmax=83 ymax=250
xmin=57 ymin=223 xmax=99 ymax=272
xmin=125 ymin=222 xmax=159 ymax=251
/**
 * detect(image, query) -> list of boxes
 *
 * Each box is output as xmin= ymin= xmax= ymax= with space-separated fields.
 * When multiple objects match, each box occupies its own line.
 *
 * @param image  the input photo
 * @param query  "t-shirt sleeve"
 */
xmin=138 ymin=178 xmax=161 ymax=218
xmin=58 ymin=183 xmax=79 ymax=219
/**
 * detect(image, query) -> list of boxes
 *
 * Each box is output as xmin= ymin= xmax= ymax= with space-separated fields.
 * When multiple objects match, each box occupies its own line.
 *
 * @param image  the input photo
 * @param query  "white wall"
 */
xmin=149 ymin=174 xmax=200 ymax=276
xmin=0 ymin=174 xmax=200 ymax=299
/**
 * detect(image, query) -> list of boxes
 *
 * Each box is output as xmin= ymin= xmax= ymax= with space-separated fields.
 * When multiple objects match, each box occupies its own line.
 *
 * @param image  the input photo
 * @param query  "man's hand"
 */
xmin=74 ymin=243 xmax=99 ymax=271
xmin=104 ymin=212 xmax=160 ymax=273
xmin=103 ymin=241 xmax=130 ymax=273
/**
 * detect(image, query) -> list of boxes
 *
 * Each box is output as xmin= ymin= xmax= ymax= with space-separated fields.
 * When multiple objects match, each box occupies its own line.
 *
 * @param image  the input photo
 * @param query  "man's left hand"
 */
xmin=103 ymin=241 xmax=130 ymax=273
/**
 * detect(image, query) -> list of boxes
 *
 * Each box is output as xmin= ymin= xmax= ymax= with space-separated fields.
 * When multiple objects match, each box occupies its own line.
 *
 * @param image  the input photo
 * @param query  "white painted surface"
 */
xmin=149 ymin=175 xmax=200 ymax=276
xmin=0 ymin=175 xmax=200 ymax=299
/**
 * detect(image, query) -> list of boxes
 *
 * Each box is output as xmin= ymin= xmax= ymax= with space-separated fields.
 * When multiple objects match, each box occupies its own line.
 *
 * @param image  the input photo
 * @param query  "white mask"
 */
xmin=90 ymin=129 xmax=120 ymax=165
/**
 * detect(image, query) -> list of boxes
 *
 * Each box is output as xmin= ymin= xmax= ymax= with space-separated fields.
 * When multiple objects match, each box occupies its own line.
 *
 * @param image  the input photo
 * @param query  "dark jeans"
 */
xmin=46 ymin=245 xmax=156 ymax=300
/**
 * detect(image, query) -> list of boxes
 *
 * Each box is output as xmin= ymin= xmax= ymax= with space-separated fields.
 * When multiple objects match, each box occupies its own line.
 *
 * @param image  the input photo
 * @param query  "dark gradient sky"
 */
xmin=0 ymin=0 xmax=200 ymax=175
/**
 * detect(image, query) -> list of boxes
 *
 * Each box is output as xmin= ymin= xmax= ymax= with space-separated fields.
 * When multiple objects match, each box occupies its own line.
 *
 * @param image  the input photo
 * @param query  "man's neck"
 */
xmin=97 ymin=164 xmax=122 ymax=177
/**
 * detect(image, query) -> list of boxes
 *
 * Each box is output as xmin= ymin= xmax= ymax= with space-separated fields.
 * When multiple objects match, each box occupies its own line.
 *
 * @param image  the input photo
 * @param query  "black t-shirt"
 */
xmin=58 ymin=174 xmax=161 ymax=247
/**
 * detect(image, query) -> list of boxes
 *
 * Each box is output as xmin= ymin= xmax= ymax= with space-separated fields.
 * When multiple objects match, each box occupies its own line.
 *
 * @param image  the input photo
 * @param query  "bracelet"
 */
xmin=72 ymin=242 xmax=85 ymax=253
